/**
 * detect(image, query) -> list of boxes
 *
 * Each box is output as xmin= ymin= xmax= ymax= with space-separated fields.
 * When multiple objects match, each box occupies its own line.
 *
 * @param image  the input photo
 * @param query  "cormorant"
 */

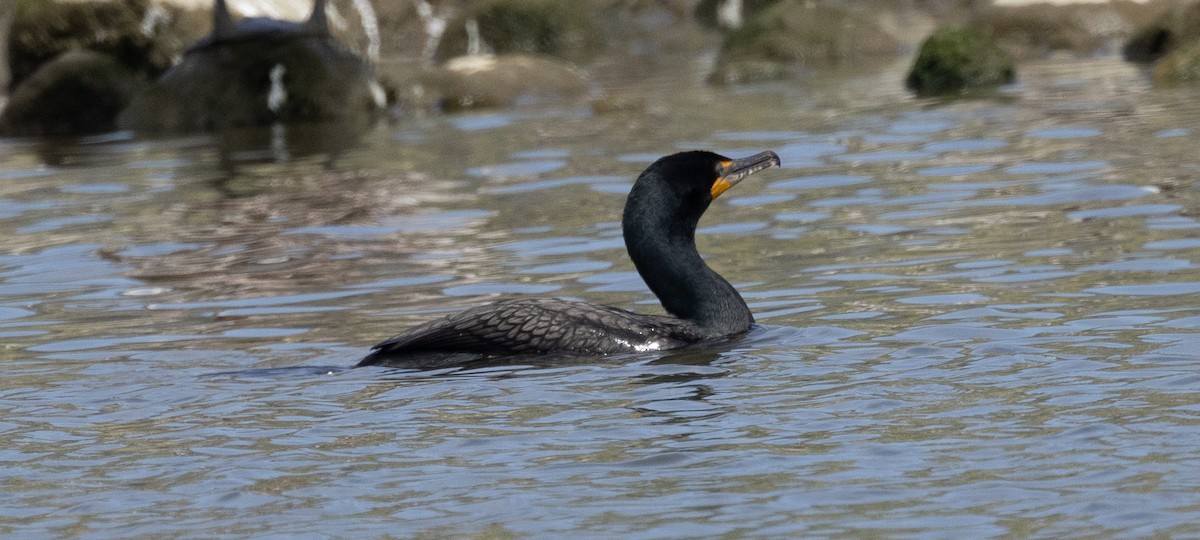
xmin=358 ymin=150 xmax=781 ymax=368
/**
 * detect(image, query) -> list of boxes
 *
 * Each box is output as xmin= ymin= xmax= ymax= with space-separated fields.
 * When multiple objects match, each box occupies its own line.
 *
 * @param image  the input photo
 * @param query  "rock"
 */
xmin=7 ymin=0 xmax=201 ymax=90
xmin=435 ymin=0 xmax=603 ymax=65
xmin=120 ymin=0 xmax=385 ymax=133
xmin=428 ymin=53 xmax=588 ymax=111
xmin=1 ymin=2 xmax=14 ymax=92
xmin=709 ymin=1 xmax=902 ymax=84
xmin=1123 ymin=0 xmax=1200 ymax=63
xmin=589 ymin=93 xmax=645 ymax=115
xmin=973 ymin=1 xmax=1156 ymax=59
xmin=1123 ymin=23 xmax=1173 ymax=63
xmin=1116 ymin=1 xmax=1200 ymax=86
xmin=0 ymin=49 xmax=141 ymax=136
xmin=905 ymin=27 xmax=1015 ymax=97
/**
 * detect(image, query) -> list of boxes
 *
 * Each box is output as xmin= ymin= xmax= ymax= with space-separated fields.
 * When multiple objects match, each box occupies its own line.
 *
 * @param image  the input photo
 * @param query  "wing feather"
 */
xmin=364 ymin=298 xmax=698 ymax=361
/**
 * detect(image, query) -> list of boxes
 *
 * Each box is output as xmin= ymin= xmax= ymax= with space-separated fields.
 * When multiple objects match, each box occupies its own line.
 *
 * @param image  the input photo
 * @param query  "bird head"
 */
xmin=641 ymin=150 xmax=781 ymax=208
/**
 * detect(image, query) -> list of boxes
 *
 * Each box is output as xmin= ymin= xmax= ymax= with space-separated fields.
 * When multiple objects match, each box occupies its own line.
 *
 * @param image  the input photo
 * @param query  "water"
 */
xmin=3 ymin=57 xmax=1200 ymax=537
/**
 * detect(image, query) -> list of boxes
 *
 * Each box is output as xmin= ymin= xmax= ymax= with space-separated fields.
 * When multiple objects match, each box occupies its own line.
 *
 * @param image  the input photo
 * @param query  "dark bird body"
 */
xmin=359 ymin=150 xmax=781 ymax=369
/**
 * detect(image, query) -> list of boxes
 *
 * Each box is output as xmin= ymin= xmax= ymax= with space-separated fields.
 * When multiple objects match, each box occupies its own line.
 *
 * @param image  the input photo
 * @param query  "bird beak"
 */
xmin=712 ymin=151 xmax=781 ymax=199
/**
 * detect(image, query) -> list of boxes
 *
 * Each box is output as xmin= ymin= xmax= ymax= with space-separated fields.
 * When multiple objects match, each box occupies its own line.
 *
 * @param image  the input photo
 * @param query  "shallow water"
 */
xmin=2 ymin=57 xmax=1200 ymax=537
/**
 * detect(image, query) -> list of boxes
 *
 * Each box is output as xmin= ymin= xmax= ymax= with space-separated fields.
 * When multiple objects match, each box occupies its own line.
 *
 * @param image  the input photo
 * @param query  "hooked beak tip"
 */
xmin=712 ymin=151 xmax=780 ymax=199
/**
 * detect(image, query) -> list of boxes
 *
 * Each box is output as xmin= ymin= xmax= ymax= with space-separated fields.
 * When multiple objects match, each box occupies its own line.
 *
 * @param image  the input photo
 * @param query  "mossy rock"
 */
xmin=435 ymin=0 xmax=603 ymax=64
xmin=1152 ymin=39 xmax=1200 ymax=85
xmin=905 ymin=27 xmax=1015 ymax=97
xmin=710 ymin=1 xmax=901 ymax=84
xmin=7 ymin=0 xmax=201 ymax=90
xmin=0 ymin=49 xmax=141 ymax=136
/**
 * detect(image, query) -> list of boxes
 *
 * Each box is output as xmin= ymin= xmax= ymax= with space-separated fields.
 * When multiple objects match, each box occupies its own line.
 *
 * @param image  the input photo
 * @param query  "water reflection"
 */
xmin=2 ymin=57 xmax=1200 ymax=537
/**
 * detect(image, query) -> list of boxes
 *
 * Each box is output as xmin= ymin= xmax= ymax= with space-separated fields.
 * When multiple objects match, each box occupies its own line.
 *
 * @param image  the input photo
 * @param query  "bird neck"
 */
xmin=623 ymin=189 xmax=753 ymax=335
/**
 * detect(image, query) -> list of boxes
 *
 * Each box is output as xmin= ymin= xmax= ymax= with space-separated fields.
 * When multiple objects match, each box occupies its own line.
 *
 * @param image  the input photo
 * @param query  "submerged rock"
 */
xmin=435 ymin=0 xmax=603 ymax=65
xmin=429 ymin=53 xmax=587 ymax=111
xmin=709 ymin=1 xmax=902 ymax=84
xmin=0 ymin=49 xmax=141 ymax=136
xmin=120 ymin=0 xmax=385 ymax=133
xmin=906 ymin=27 xmax=1015 ymax=97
